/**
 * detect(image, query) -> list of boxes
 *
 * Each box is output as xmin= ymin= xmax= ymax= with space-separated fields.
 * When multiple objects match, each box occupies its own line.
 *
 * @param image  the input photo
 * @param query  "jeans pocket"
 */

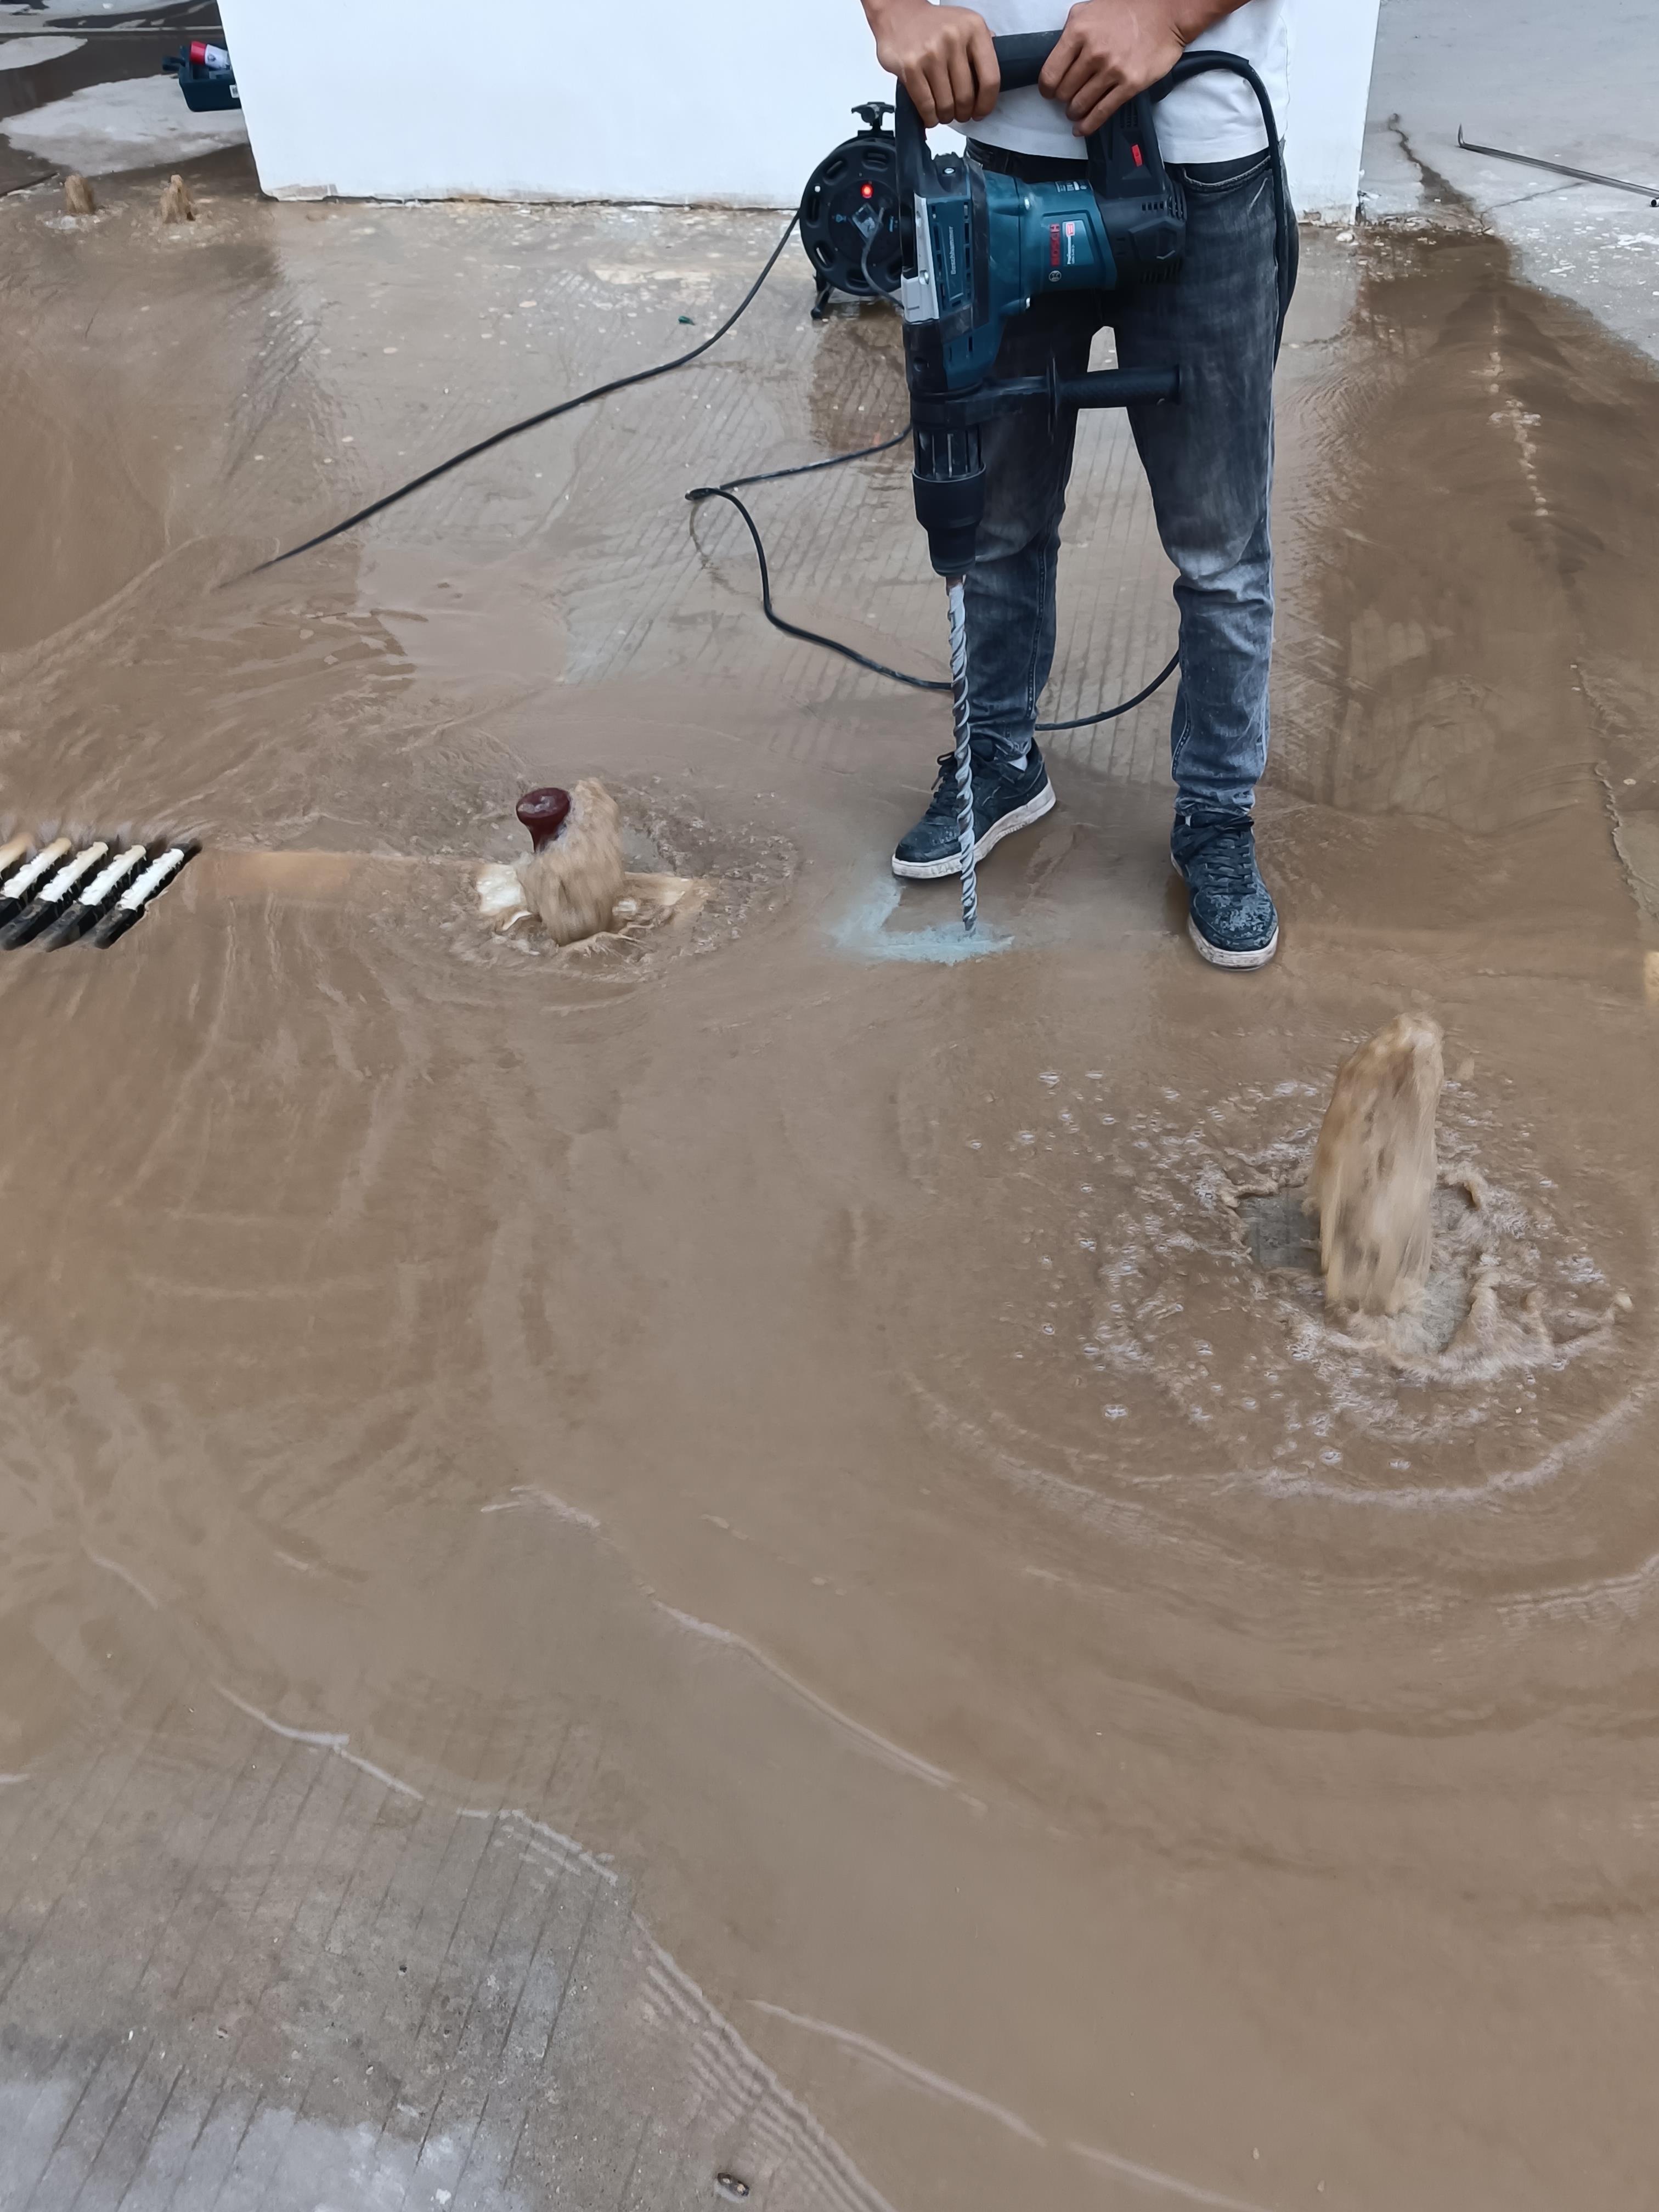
xmin=1178 ymin=150 xmax=1274 ymax=199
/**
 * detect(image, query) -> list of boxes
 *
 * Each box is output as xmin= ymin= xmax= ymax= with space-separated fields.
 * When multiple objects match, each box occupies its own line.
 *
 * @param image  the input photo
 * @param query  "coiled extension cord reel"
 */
xmin=798 ymin=100 xmax=902 ymax=319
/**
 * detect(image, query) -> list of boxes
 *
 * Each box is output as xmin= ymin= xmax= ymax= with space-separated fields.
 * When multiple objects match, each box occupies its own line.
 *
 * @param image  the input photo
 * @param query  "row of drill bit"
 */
xmin=0 ymin=834 xmax=198 ymax=949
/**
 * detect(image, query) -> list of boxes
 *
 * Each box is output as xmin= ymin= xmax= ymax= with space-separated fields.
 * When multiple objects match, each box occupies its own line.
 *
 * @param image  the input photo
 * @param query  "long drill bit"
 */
xmin=945 ymin=576 xmax=977 ymax=936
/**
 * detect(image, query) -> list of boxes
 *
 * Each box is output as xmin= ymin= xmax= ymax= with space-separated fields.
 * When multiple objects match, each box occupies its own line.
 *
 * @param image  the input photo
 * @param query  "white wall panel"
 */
xmin=220 ymin=0 xmax=1379 ymax=220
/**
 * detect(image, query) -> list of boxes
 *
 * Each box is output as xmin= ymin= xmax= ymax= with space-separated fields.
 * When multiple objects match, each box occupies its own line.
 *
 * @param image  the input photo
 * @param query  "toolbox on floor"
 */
xmin=163 ymin=46 xmax=240 ymax=111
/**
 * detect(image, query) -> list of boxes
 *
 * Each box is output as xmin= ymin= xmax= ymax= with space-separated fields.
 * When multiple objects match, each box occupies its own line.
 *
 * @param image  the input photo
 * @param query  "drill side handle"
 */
xmin=916 ymin=363 xmax=1179 ymax=430
xmin=1058 ymin=366 xmax=1180 ymax=408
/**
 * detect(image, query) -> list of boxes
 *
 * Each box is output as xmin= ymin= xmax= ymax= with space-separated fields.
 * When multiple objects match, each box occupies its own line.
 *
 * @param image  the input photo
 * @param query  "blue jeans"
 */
xmin=961 ymin=144 xmax=1286 ymax=819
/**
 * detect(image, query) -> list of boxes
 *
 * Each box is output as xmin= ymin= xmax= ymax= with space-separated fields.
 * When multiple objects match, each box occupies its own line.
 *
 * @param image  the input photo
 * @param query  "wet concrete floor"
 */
xmin=1 ymin=142 xmax=1658 ymax=2212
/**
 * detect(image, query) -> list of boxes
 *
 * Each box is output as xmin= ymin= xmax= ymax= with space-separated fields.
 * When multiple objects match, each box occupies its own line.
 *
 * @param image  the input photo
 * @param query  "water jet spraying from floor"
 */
xmin=1310 ymin=1011 xmax=1444 ymax=1316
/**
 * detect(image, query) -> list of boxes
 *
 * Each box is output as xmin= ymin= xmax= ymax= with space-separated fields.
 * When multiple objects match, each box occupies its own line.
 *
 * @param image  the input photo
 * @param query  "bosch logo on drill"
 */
xmin=1047 ymin=221 xmax=1081 ymax=280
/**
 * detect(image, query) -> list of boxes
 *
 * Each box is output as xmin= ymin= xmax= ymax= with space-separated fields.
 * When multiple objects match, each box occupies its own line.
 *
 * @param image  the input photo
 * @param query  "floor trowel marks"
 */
xmin=3 ymin=170 xmax=1659 ymax=2212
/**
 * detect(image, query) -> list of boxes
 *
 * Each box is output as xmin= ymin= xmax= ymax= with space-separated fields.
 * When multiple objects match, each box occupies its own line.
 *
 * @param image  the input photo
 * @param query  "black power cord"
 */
xmin=690 ymin=473 xmax=939 ymax=693
xmin=1036 ymin=651 xmax=1180 ymax=731
xmin=251 ymin=212 xmax=806 ymax=572
xmin=687 ymin=466 xmax=1178 ymax=730
xmin=249 ymin=204 xmax=1181 ymax=730
xmin=1161 ymin=50 xmax=1297 ymax=351
xmin=703 ymin=423 xmax=912 ymax=498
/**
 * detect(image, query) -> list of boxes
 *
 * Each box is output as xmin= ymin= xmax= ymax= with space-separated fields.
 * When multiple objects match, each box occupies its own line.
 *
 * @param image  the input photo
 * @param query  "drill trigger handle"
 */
xmin=894 ymin=32 xmax=1177 ymax=256
xmin=895 ymin=32 xmax=1078 ymax=200
xmin=989 ymin=30 xmax=1063 ymax=89
xmin=973 ymin=35 xmax=1185 ymax=281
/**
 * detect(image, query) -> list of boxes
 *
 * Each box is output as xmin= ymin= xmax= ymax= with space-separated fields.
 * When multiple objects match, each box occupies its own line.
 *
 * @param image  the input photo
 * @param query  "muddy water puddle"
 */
xmin=2 ymin=167 xmax=1659 ymax=2211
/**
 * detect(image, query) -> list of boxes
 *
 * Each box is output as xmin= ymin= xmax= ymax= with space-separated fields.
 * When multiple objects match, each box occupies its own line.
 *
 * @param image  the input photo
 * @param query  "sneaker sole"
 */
xmin=1187 ymin=913 xmax=1279 ymax=970
xmin=891 ymin=782 xmax=1057 ymax=880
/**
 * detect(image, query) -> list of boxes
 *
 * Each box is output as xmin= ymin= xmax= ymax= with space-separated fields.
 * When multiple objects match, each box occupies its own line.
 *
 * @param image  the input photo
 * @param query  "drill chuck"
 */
xmin=911 ymin=425 xmax=985 ymax=578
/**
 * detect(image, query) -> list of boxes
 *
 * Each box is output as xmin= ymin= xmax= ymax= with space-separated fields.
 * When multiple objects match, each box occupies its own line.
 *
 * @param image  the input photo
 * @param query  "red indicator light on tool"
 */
xmin=861 ymin=182 xmax=874 ymax=199
xmin=1131 ymin=144 xmax=1144 ymax=167
xmin=1050 ymin=223 xmax=1061 ymax=267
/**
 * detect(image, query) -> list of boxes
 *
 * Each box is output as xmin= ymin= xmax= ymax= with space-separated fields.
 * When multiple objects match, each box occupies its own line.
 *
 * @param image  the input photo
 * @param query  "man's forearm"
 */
xmin=859 ymin=0 xmax=1256 ymax=138
xmin=1172 ymin=0 xmax=1252 ymax=36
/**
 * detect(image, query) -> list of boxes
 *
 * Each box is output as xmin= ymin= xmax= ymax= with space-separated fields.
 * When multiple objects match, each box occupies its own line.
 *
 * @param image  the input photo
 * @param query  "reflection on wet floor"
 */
xmin=1 ymin=143 xmax=1658 ymax=2212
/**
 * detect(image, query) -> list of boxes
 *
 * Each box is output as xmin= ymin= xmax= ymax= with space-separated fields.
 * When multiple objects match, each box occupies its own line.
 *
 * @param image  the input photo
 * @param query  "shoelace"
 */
xmin=926 ymin=752 xmax=972 ymax=820
xmin=927 ymin=751 xmax=1007 ymax=820
xmin=1186 ymin=825 xmax=1260 ymax=899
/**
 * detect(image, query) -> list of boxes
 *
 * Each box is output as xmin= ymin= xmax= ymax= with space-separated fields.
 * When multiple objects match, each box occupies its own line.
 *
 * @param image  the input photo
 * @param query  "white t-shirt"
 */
xmin=967 ymin=1 xmax=1290 ymax=165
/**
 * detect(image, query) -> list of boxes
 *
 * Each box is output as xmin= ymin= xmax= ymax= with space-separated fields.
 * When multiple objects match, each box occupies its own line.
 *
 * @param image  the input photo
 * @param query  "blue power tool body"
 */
xmin=898 ymin=35 xmax=1290 ymax=574
xmin=900 ymin=46 xmax=1183 ymax=396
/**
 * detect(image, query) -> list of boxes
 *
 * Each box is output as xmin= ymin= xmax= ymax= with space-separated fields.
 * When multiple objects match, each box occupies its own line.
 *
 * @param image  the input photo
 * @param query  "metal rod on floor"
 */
xmin=944 ymin=576 xmax=977 ymax=937
xmin=1456 ymin=125 xmax=1659 ymax=205
xmin=0 ymin=25 xmax=223 ymax=36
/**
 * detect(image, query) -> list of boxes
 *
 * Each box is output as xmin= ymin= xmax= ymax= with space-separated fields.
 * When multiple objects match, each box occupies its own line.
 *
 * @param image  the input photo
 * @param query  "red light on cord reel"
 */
xmin=860 ymin=182 xmax=874 ymax=199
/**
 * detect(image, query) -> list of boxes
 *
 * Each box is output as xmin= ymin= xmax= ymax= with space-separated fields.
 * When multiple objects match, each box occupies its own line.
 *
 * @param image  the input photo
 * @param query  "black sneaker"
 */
xmin=1171 ymin=810 xmax=1279 ymax=968
xmin=892 ymin=747 xmax=1056 ymax=880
